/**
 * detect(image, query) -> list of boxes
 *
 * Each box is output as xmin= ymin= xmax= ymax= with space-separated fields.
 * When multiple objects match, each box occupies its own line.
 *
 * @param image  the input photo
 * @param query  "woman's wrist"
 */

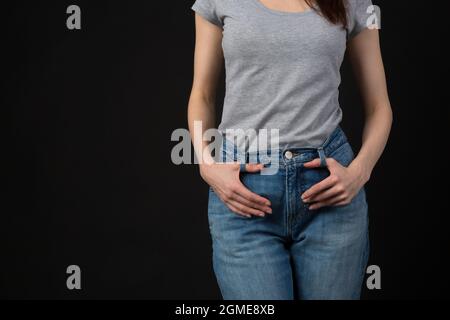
xmin=199 ymin=161 xmax=216 ymax=179
xmin=349 ymin=157 xmax=372 ymax=185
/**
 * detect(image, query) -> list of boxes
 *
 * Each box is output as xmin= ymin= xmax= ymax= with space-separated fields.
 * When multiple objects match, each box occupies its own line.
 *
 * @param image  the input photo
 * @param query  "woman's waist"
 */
xmin=219 ymin=125 xmax=349 ymax=165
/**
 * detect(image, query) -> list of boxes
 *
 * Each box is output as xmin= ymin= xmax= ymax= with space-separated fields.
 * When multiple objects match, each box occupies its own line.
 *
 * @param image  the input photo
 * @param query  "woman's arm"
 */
xmin=347 ymin=28 xmax=393 ymax=181
xmin=188 ymin=14 xmax=272 ymax=218
xmin=302 ymin=28 xmax=393 ymax=209
xmin=188 ymin=14 xmax=223 ymax=165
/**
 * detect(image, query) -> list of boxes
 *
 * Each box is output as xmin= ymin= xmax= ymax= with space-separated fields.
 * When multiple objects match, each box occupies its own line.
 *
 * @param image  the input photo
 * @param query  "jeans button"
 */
xmin=284 ymin=150 xmax=293 ymax=160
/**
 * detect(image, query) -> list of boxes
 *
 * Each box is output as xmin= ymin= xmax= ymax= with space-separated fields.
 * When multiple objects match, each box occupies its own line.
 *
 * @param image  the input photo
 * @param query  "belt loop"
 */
xmin=238 ymin=151 xmax=249 ymax=173
xmin=317 ymin=147 xmax=327 ymax=168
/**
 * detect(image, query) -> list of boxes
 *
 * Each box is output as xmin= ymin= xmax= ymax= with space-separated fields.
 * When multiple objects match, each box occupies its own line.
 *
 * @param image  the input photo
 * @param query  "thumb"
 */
xmin=303 ymin=158 xmax=323 ymax=169
xmin=244 ymin=163 xmax=265 ymax=173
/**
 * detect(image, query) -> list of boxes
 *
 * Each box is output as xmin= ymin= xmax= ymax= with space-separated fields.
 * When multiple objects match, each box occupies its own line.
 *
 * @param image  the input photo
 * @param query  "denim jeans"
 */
xmin=207 ymin=126 xmax=369 ymax=300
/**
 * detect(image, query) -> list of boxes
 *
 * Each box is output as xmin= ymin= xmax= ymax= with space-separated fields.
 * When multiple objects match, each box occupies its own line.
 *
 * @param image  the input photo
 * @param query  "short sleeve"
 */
xmin=191 ymin=0 xmax=223 ymax=28
xmin=347 ymin=0 xmax=374 ymax=39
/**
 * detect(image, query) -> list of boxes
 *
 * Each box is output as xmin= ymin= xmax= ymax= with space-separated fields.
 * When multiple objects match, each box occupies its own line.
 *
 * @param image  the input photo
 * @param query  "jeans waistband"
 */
xmin=220 ymin=126 xmax=349 ymax=169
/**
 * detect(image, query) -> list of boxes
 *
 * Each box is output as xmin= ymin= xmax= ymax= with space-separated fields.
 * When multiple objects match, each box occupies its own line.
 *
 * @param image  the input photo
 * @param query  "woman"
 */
xmin=187 ymin=0 xmax=392 ymax=300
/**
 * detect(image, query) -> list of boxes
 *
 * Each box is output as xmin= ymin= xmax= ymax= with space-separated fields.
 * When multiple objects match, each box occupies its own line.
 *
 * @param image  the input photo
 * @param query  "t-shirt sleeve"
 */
xmin=347 ymin=0 xmax=374 ymax=40
xmin=191 ymin=0 xmax=223 ymax=28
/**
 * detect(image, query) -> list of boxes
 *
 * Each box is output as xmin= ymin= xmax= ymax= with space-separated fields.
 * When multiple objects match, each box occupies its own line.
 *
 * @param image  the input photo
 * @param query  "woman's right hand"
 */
xmin=200 ymin=162 xmax=272 ymax=218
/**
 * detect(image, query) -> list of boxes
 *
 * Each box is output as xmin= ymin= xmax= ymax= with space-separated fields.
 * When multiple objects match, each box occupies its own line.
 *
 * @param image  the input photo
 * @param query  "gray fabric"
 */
xmin=192 ymin=0 xmax=373 ymax=149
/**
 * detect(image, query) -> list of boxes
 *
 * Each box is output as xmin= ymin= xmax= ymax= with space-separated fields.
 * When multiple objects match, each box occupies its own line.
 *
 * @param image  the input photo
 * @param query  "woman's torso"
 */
xmin=192 ymin=0 xmax=371 ymax=150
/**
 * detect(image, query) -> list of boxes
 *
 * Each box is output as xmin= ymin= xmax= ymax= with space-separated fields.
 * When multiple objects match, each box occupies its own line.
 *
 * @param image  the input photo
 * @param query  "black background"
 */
xmin=3 ymin=0 xmax=450 ymax=299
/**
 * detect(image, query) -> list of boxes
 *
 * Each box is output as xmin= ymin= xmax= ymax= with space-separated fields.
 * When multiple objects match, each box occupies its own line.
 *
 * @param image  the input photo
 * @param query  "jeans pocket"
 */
xmin=328 ymin=142 xmax=355 ymax=168
xmin=328 ymin=142 xmax=369 ymax=209
xmin=300 ymin=166 xmax=330 ymax=193
xmin=299 ymin=142 xmax=355 ymax=194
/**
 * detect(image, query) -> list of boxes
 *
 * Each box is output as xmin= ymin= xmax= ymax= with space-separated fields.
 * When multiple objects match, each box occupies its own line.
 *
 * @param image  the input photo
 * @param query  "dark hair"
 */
xmin=306 ymin=0 xmax=348 ymax=27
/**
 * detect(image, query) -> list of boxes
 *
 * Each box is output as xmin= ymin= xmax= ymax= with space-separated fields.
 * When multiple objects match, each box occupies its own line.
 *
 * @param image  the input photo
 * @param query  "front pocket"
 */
xmin=300 ymin=166 xmax=330 ymax=193
xmin=328 ymin=142 xmax=355 ymax=168
xmin=299 ymin=142 xmax=355 ymax=193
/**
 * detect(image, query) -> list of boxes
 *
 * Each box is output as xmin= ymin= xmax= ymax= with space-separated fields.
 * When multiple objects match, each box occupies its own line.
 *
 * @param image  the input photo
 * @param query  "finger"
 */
xmin=304 ymin=157 xmax=341 ymax=169
xmin=309 ymin=195 xmax=346 ymax=210
xmin=303 ymin=158 xmax=322 ymax=169
xmin=234 ymin=193 xmax=273 ymax=214
xmin=244 ymin=163 xmax=265 ymax=173
xmin=227 ymin=181 xmax=272 ymax=213
xmin=325 ymin=157 xmax=342 ymax=169
xmin=226 ymin=203 xmax=252 ymax=218
xmin=303 ymin=185 xmax=345 ymax=203
xmin=301 ymin=175 xmax=338 ymax=201
xmin=333 ymin=200 xmax=351 ymax=207
xmin=227 ymin=199 xmax=266 ymax=217
xmin=233 ymin=182 xmax=272 ymax=207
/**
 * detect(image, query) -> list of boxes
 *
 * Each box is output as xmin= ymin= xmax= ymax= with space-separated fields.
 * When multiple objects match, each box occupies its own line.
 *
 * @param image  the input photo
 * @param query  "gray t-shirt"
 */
xmin=192 ymin=0 xmax=374 ymax=149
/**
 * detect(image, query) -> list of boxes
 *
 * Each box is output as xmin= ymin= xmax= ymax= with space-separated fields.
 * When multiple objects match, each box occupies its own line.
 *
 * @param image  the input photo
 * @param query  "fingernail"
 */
xmin=266 ymin=208 xmax=273 ymax=214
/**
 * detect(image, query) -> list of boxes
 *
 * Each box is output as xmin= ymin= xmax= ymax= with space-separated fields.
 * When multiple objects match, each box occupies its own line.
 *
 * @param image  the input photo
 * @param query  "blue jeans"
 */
xmin=207 ymin=126 xmax=369 ymax=300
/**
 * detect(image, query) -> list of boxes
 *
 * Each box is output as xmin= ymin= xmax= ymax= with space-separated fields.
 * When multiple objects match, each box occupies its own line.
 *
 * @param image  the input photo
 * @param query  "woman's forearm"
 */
xmin=351 ymin=104 xmax=393 ymax=182
xmin=188 ymin=90 xmax=217 ymax=166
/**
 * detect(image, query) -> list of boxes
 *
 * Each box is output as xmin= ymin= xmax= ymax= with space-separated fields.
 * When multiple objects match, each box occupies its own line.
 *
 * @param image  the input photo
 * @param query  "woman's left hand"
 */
xmin=301 ymin=158 xmax=370 ymax=210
